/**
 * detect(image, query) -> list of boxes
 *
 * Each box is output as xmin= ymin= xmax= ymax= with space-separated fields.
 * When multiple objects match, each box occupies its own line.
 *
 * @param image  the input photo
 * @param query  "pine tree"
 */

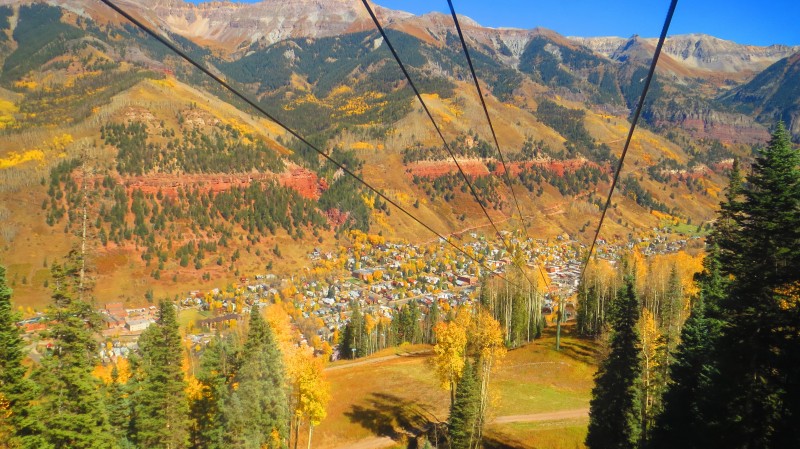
xmin=133 ymin=300 xmax=190 ymax=449
xmin=105 ymin=365 xmax=133 ymax=448
xmin=709 ymin=122 xmax=800 ymax=448
xmin=586 ymin=275 xmax=642 ymax=449
xmin=340 ymin=301 xmax=364 ymax=359
xmin=448 ymin=360 xmax=479 ymax=449
xmin=709 ymin=157 xmax=745 ymax=273
xmin=224 ymin=306 xmax=289 ymax=449
xmin=0 ymin=265 xmax=45 ymax=448
xmin=650 ymin=245 xmax=727 ymax=449
xmin=653 ymin=123 xmax=800 ymax=448
xmin=191 ymin=336 xmax=240 ymax=449
xmin=32 ymin=259 xmax=113 ymax=449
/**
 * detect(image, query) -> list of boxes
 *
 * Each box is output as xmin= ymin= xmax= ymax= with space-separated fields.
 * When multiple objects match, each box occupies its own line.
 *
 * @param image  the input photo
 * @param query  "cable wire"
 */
xmin=360 ymin=0 xmax=537 ymax=290
xmin=446 ymin=0 xmax=551 ymax=290
xmin=97 ymin=0 xmax=521 ymax=289
xmin=580 ymin=0 xmax=679 ymax=281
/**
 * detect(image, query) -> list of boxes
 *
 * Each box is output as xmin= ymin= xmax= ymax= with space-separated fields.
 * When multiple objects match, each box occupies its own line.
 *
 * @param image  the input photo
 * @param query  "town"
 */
xmin=16 ymin=227 xmax=692 ymax=362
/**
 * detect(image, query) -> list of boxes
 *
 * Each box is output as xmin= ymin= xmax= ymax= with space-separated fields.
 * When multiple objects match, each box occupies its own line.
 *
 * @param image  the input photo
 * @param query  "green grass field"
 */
xmin=310 ymin=324 xmax=597 ymax=449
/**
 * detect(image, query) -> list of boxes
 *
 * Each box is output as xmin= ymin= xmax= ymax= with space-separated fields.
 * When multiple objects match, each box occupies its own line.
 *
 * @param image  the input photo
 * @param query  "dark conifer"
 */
xmin=224 ymin=306 xmax=289 ymax=449
xmin=133 ymin=300 xmax=190 ymax=449
xmin=191 ymin=335 xmax=240 ymax=449
xmin=33 ymin=259 xmax=113 ymax=449
xmin=586 ymin=275 xmax=642 ymax=449
xmin=0 ymin=266 xmax=45 ymax=448
xmin=710 ymin=122 xmax=800 ymax=448
xmin=449 ymin=360 xmax=479 ymax=449
xmin=650 ymin=246 xmax=726 ymax=449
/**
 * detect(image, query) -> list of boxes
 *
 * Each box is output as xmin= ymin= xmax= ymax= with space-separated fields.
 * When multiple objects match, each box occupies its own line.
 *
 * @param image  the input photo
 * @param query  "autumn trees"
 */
xmin=0 ymin=252 xmax=332 ymax=449
xmin=584 ymin=123 xmax=800 ymax=449
xmin=651 ymin=123 xmax=800 ymax=448
xmin=431 ymin=304 xmax=506 ymax=449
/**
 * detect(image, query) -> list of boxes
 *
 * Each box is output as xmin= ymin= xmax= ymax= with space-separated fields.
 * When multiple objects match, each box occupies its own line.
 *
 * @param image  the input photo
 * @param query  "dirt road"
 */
xmin=332 ymin=436 xmax=396 ymax=449
xmin=324 ymin=350 xmax=432 ymax=372
xmin=492 ymin=407 xmax=589 ymax=424
xmin=331 ymin=408 xmax=590 ymax=449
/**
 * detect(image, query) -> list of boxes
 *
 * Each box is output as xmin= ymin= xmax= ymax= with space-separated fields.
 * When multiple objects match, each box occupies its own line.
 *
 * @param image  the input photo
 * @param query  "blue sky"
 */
xmin=190 ymin=1 xmax=800 ymax=46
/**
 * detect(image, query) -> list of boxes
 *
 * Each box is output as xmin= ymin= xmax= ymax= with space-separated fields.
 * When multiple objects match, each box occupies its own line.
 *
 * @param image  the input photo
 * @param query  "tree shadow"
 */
xmin=482 ymin=435 xmax=529 ymax=449
xmin=344 ymin=392 xmax=437 ymax=442
xmin=557 ymin=337 xmax=599 ymax=365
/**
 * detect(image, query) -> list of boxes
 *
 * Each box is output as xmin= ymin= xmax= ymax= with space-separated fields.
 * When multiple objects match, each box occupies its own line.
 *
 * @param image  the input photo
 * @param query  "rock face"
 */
xmin=650 ymin=108 xmax=770 ymax=145
xmin=572 ymin=34 xmax=799 ymax=74
xmin=118 ymin=0 xmax=413 ymax=51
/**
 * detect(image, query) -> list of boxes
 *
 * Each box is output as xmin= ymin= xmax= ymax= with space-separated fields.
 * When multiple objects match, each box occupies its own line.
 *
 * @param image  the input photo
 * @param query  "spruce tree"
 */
xmin=105 ymin=365 xmax=133 ymax=448
xmin=133 ymin=300 xmax=190 ymax=449
xmin=224 ymin=306 xmax=289 ymax=449
xmin=649 ymin=247 xmax=726 ymax=449
xmin=0 ymin=265 xmax=45 ymax=448
xmin=340 ymin=301 xmax=364 ymax=359
xmin=710 ymin=122 xmax=800 ymax=448
xmin=654 ymin=123 xmax=800 ymax=448
xmin=586 ymin=275 xmax=642 ymax=449
xmin=191 ymin=335 xmax=240 ymax=449
xmin=709 ymin=157 xmax=745 ymax=273
xmin=32 ymin=259 xmax=113 ymax=449
xmin=448 ymin=360 xmax=479 ymax=449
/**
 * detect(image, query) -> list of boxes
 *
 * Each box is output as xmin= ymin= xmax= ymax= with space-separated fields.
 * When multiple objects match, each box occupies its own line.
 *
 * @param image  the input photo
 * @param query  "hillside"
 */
xmin=0 ymin=0 xmax=795 ymax=307
xmin=719 ymin=52 xmax=800 ymax=138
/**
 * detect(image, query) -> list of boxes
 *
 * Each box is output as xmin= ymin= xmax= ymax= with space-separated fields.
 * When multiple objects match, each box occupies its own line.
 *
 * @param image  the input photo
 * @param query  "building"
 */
xmin=457 ymin=275 xmax=478 ymax=286
xmin=125 ymin=318 xmax=153 ymax=332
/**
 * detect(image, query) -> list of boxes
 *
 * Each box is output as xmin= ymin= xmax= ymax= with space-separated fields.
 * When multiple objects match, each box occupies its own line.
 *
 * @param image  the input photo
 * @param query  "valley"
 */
xmin=0 ymin=1 xmax=798 ymax=448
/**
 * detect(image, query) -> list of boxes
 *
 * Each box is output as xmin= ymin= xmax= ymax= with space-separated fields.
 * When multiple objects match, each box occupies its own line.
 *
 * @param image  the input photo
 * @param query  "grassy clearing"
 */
xmin=311 ymin=325 xmax=597 ymax=449
xmin=485 ymin=419 xmax=588 ymax=449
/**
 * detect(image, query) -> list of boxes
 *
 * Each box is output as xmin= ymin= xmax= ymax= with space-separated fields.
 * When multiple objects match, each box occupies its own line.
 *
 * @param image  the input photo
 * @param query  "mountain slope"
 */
xmin=0 ymin=0 xmax=792 ymax=307
xmin=718 ymin=52 xmax=800 ymax=138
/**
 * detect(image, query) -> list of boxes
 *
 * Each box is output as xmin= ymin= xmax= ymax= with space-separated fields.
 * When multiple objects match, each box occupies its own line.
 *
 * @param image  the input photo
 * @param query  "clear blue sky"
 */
xmin=190 ymin=0 xmax=800 ymax=46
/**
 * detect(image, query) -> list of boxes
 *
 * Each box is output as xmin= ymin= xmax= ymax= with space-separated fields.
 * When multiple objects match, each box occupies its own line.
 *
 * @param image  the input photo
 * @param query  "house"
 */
xmin=102 ymin=315 xmax=124 ymax=329
xmin=105 ymin=302 xmax=127 ymax=319
xmin=457 ymin=275 xmax=478 ymax=286
xmin=352 ymin=268 xmax=377 ymax=281
xmin=17 ymin=316 xmax=47 ymax=333
xmin=125 ymin=318 xmax=153 ymax=332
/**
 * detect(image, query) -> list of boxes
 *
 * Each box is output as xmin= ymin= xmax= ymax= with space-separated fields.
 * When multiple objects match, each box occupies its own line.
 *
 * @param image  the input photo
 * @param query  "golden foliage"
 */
xmin=469 ymin=308 xmax=507 ymax=369
xmin=0 ymin=149 xmax=45 ymax=169
xmin=0 ymin=99 xmax=18 ymax=129
xmin=432 ymin=308 xmax=471 ymax=391
xmin=776 ymin=282 xmax=800 ymax=311
xmin=13 ymin=80 xmax=37 ymax=90
xmin=292 ymin=350 xmax=330 ymax=426
xmin=92 ymin=357 xmax=131 ymax=385
xmin=350 ymin=141 xmax=374 ymax=150
xmin=185 ymin=374 xmax=205 ymax=401
xmin=639 ymin=308 xmax=663 ymax=371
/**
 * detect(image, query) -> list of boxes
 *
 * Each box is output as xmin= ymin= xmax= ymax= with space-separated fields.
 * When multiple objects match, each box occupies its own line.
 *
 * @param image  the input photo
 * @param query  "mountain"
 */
xmin=718 ymin=52 xmax=800 ymax=138
xmin=574 ymin=34 xmax=799 ymax=75
xmin=0 ymin=0 xmax=796 ymax=306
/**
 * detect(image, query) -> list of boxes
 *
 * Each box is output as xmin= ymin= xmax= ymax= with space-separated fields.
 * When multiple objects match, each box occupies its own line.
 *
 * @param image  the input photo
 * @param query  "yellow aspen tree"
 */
xmin=469 ymin=309 xmax=507 ymax=445
xmin=297 ymin=354 xmax=330 ymax=449
xmin=639 ymin=307 xmax=663 ymax=439
xmin=432 ymin=308 xmax=471 ymax=407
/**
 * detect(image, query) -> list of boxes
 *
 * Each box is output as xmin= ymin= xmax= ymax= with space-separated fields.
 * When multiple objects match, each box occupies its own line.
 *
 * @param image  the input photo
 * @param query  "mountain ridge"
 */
xmin=0 ymin=0 xmax=795 ymax=307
